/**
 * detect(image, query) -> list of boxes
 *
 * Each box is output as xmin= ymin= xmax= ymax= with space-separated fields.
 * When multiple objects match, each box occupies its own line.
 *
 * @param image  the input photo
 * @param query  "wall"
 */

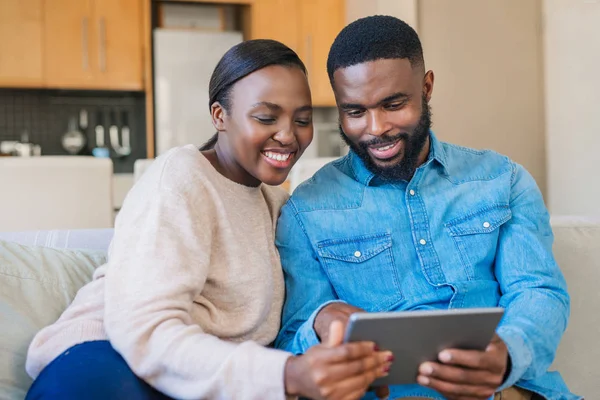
xmin=346 ymin=0 xmax=418 ymax=28
xmin=418 ymin=0 xmax=547 ymax=196
xmin=543 ymin=0 xmax=600 ymax=216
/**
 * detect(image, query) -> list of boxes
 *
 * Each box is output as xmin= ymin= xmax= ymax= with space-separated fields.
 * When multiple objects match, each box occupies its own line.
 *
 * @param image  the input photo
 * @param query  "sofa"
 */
xmin=0 ymin=218 xmax=598 ymax=399
xmin=0 ymin=157 xmax=114 ymax=231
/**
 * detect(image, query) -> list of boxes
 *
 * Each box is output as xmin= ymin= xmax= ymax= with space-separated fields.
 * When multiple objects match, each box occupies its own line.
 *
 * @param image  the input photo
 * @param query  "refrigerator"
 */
xmin=153 ymin=30 xmax=244 ymax=155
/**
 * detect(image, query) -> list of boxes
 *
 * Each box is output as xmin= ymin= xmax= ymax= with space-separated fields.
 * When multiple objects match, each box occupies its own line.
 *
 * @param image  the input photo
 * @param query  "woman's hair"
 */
xmin=200 ymin=39 xmax=307 ymax=150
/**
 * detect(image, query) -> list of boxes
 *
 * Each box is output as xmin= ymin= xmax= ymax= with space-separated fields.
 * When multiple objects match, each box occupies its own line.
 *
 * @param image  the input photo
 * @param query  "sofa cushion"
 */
xmin=550 ymin=217 xmax=600 ymax=398
xmin=0 ymin=240 xmax=106 ymax=400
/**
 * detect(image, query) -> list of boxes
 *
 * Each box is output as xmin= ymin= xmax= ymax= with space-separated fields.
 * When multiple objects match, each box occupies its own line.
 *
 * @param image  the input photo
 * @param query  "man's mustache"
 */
xmin=360 ymin=133 xmax=409 ymax=149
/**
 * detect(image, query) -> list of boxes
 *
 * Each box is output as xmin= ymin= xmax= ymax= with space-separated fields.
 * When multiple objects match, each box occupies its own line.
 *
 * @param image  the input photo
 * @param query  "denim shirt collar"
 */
xmin=348 ymin=130 xmax=449 ymax=186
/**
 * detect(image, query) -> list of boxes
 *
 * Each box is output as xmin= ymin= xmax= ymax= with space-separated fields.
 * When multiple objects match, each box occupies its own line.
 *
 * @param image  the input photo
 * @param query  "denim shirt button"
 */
xmin=354 ymin=250 xmax=362 ymax=258
xmin=483 ymin=221 xmax=491 ymax=228
xmin=419 ymin=239 xmax=427 ymax=245
xmin=409 ymin=189 xmax=416 ymax=196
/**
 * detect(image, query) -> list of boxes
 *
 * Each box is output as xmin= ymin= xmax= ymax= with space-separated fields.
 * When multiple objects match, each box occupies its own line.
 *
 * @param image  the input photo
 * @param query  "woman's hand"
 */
xmin=284 ymin=321 xmax=392 ymax=400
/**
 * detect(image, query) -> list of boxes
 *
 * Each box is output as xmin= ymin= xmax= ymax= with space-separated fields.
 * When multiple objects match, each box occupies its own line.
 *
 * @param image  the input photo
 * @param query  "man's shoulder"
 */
xmin=440 ymin=141 xmax=515 ymax=183
xmin=287 ymin=156 xmax=361 ymax=213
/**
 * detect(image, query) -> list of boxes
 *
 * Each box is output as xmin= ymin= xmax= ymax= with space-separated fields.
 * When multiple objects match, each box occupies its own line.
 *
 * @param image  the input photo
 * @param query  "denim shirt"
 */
xmin=274 ymin=132 xmax=580 ymax=400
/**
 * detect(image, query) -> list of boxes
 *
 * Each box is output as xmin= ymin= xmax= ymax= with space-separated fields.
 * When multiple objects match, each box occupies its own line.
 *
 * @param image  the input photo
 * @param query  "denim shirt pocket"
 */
xmin=445 ymin=205 xmax=512 ymax=280
xmin=316 ymin=232 xmax=402 ymax=312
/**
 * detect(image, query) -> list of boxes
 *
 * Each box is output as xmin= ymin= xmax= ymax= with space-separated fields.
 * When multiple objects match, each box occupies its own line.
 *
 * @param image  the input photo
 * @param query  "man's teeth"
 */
xmin=376 ymin=143 xmax=395 ymax=151
xmin=264 ymin=152 xmax=291 ymax=161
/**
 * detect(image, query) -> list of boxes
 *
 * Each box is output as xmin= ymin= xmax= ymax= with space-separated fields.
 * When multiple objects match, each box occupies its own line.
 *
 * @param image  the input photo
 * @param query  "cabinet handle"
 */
xmin=82 ymin=18 xmax=89 ymax=70
xmin=99 ymin=17 xmax=107 ymax=72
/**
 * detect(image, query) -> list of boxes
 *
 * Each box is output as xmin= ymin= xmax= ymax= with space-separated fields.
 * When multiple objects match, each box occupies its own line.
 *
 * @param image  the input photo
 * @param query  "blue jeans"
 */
xmin=26 ymin=340 xmax=173 ymax=400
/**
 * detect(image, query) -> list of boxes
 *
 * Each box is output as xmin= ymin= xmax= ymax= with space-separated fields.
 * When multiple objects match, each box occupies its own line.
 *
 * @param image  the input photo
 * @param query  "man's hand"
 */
xmin=417 ymin=334 xmax=509 ymax=400
xmin=314 ymin=303 xmax=364 ymax=343
xmin=314 ymin=302 xmax=390 ymax=399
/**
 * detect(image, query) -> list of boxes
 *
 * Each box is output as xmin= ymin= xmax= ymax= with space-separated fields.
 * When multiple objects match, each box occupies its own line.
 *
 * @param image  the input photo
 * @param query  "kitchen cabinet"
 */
xmin=247 ymin=0 xmax=301 ymax=54
xmin=44 ymin=0 xmax=144 ymax=90
xmin=44 ymin=0 xmax=96 ymax=89
xmin=0 ymin=0 xmax=44 ymax=88
xmin=298 ymin=0 xmax=345 ymax=107
xmin=248 ymin=0 xmax=345 ymax=107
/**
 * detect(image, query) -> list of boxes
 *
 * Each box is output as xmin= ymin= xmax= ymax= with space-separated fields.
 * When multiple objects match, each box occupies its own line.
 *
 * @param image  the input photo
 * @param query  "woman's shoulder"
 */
xmin=261 ymin=185 xmax=290 ymax=211
xmin=140 ymin=145 xmax=212 ymax=194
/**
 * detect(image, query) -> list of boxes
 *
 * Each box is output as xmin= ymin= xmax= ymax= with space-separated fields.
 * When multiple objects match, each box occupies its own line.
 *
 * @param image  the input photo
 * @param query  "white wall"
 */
xmin=346 ymin=0 xmax=418 ymax=29
xmin=544 ymin=0 xmax=600 ymax=216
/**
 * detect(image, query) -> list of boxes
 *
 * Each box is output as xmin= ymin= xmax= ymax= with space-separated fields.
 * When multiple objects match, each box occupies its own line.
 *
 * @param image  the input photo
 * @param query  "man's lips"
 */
xmin=366 ymin=138 xmax=403 ymax=160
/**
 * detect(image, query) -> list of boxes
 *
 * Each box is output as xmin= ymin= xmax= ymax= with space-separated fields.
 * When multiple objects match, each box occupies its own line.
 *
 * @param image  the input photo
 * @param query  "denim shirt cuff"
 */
xmin=496 ymin=326 xmax=533 ymax=391
xmin=296 ymin=300 xmax=347 ymax=351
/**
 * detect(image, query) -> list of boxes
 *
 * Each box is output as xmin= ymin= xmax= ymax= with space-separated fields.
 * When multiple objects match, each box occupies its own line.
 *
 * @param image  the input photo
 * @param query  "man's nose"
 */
xmin=367 ymin=109 xmax=389 ymax=137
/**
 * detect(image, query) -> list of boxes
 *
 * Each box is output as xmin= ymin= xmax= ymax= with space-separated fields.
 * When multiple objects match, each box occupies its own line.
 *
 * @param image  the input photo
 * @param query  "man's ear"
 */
xmin=423 ymin=70 xmax=435 ymax=103
xmin=211 ymin=102 xmax=227 ymax=132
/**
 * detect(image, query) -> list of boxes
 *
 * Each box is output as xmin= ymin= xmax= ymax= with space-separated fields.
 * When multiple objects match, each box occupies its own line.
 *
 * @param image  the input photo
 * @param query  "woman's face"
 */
xmin=212 ymin=65 xmax=313 ymax=187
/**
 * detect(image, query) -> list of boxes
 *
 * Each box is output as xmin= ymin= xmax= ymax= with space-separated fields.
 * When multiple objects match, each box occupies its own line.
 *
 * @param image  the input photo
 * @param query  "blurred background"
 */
xmin=0 ymin=0 xmax=598 ymax=230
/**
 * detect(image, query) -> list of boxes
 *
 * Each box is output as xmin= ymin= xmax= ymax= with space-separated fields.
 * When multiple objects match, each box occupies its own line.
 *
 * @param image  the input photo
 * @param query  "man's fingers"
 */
xmin=419 ymin=362 xmax=503 ymax=387
xmin=327 ymin=320 xmax=345 ymax=347
xmin=417 ymin=375 xmax=495 ymax=399
xmin=486 ymin=337 xmax=507 ymax=353
xmin=438 ymin=349 xmax=500 ymax=372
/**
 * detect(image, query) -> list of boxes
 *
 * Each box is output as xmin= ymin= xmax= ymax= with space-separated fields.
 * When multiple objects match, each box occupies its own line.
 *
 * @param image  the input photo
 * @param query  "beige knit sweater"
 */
xmin=26 ymin=145 xmax=293 ymax=400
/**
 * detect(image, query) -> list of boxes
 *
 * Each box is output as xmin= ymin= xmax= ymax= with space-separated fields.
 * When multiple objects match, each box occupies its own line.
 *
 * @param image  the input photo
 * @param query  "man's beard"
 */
xmin=340 ymin=96 xmax=432 ymax=182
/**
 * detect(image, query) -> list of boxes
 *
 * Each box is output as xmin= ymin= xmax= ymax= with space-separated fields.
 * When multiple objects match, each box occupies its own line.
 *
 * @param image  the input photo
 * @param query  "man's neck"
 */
xmin=416 ymin=134 xmax=431 ymax=169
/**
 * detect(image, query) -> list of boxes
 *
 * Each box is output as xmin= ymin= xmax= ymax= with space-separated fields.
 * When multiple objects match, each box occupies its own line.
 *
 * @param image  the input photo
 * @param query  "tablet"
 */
xmin=343 ymin=307 xmax=504 ymax=386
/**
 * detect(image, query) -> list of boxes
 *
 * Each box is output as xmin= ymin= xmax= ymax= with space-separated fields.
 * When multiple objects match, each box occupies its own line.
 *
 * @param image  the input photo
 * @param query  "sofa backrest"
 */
xmin=0 ymin=157 xmax=114 ymax=231
xmin=549 ymin=216 xmax=600 ymax=397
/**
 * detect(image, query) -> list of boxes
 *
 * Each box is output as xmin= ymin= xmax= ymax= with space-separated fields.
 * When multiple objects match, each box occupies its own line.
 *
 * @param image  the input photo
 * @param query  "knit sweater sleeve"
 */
xmin=103 ymin=183 xmax=291 ymax=400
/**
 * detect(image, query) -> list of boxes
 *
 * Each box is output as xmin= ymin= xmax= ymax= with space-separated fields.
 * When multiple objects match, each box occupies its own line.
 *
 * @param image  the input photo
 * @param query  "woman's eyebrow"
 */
xmin=295 ymin=105 xmax=313 ymax=112
xmin=251 ymin=102 xmax=282 ymax=111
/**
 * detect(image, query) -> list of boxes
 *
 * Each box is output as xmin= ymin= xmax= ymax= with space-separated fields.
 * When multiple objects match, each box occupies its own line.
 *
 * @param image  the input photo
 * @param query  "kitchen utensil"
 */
xmin=119 ymin=110 xmax=132 ymax=156
xmin=61 ymin=116 xmax=86 ymax=155
xmin=79 ymin=109 xmax=89 ymax=130
xmin=92 ymin=110 xmax=110 ymax=158
xmin=13 ymin=130 xmax=42 ymax=157
xmin=109 ymin=109 xmax=132 ymax=157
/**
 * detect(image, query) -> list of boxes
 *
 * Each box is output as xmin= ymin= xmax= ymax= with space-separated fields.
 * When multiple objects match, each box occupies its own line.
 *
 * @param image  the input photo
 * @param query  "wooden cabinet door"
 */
xmin=298 ymin=0 xmax=345 ymax=106
xmin=0 ymin=0 xmax=44 ymax=88
xmin=247 ymin=0 xmax=301 ymax=55
xmin=44 ymin=0 xmax=96 ymax=89
xmin=92 ymin=0 xmax=144 ymax=90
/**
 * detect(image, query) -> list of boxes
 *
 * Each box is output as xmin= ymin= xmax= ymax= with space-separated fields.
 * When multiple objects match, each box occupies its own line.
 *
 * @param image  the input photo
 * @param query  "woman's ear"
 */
xmin=210 ymin=102 xmax=227 ymax=132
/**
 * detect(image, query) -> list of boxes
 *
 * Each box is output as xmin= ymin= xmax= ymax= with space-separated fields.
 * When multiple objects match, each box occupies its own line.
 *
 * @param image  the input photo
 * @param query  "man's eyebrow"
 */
xmin=339 ymin=92 xmax=410 ymax=110
xmin=380 ymin=92 xmax=410 ymax=104
xmin=340 ymin=102 xmax=364 ymax=110
xmin=251 ymin=102 xmax=282 ymax=111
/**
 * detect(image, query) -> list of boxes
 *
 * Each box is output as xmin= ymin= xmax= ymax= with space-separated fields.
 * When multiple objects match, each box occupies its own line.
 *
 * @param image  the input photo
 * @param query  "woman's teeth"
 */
xmin=264 ymin=152 xmax=291 ymax=161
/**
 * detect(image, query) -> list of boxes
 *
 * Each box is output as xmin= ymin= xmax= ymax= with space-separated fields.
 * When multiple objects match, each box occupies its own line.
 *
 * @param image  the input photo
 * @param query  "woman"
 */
xmin=25 ymin=40 xmax=391 ymax=400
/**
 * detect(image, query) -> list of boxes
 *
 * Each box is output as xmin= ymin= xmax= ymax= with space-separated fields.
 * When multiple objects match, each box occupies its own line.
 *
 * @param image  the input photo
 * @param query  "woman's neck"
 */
xmin=202 ymin=144 xmax=261 ymax=187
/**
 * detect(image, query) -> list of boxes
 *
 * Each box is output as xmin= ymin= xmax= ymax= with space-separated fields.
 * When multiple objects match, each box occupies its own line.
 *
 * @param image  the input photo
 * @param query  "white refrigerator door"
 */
xmin=154 ymin=30 xmax=243 ymax=155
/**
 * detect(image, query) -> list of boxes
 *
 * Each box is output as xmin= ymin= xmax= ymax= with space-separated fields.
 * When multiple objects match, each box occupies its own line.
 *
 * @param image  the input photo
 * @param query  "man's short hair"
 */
xmin=327 ymin=15 xmax=425 ymax=82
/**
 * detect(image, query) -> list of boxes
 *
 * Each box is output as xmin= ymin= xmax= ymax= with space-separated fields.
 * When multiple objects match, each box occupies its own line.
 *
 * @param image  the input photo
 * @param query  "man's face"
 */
xmin=333 ymin=58 xmax=434 ymax=181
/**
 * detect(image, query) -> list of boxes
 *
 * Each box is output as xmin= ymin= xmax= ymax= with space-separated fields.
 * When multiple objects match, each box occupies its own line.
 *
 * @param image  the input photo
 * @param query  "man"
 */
xmin=274 ymin=15 xmax=579 ymax=400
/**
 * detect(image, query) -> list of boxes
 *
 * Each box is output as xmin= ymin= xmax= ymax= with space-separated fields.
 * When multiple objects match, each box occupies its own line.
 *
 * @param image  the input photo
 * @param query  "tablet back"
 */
xmin=344 ymin=308 xmax=505 ymax=386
